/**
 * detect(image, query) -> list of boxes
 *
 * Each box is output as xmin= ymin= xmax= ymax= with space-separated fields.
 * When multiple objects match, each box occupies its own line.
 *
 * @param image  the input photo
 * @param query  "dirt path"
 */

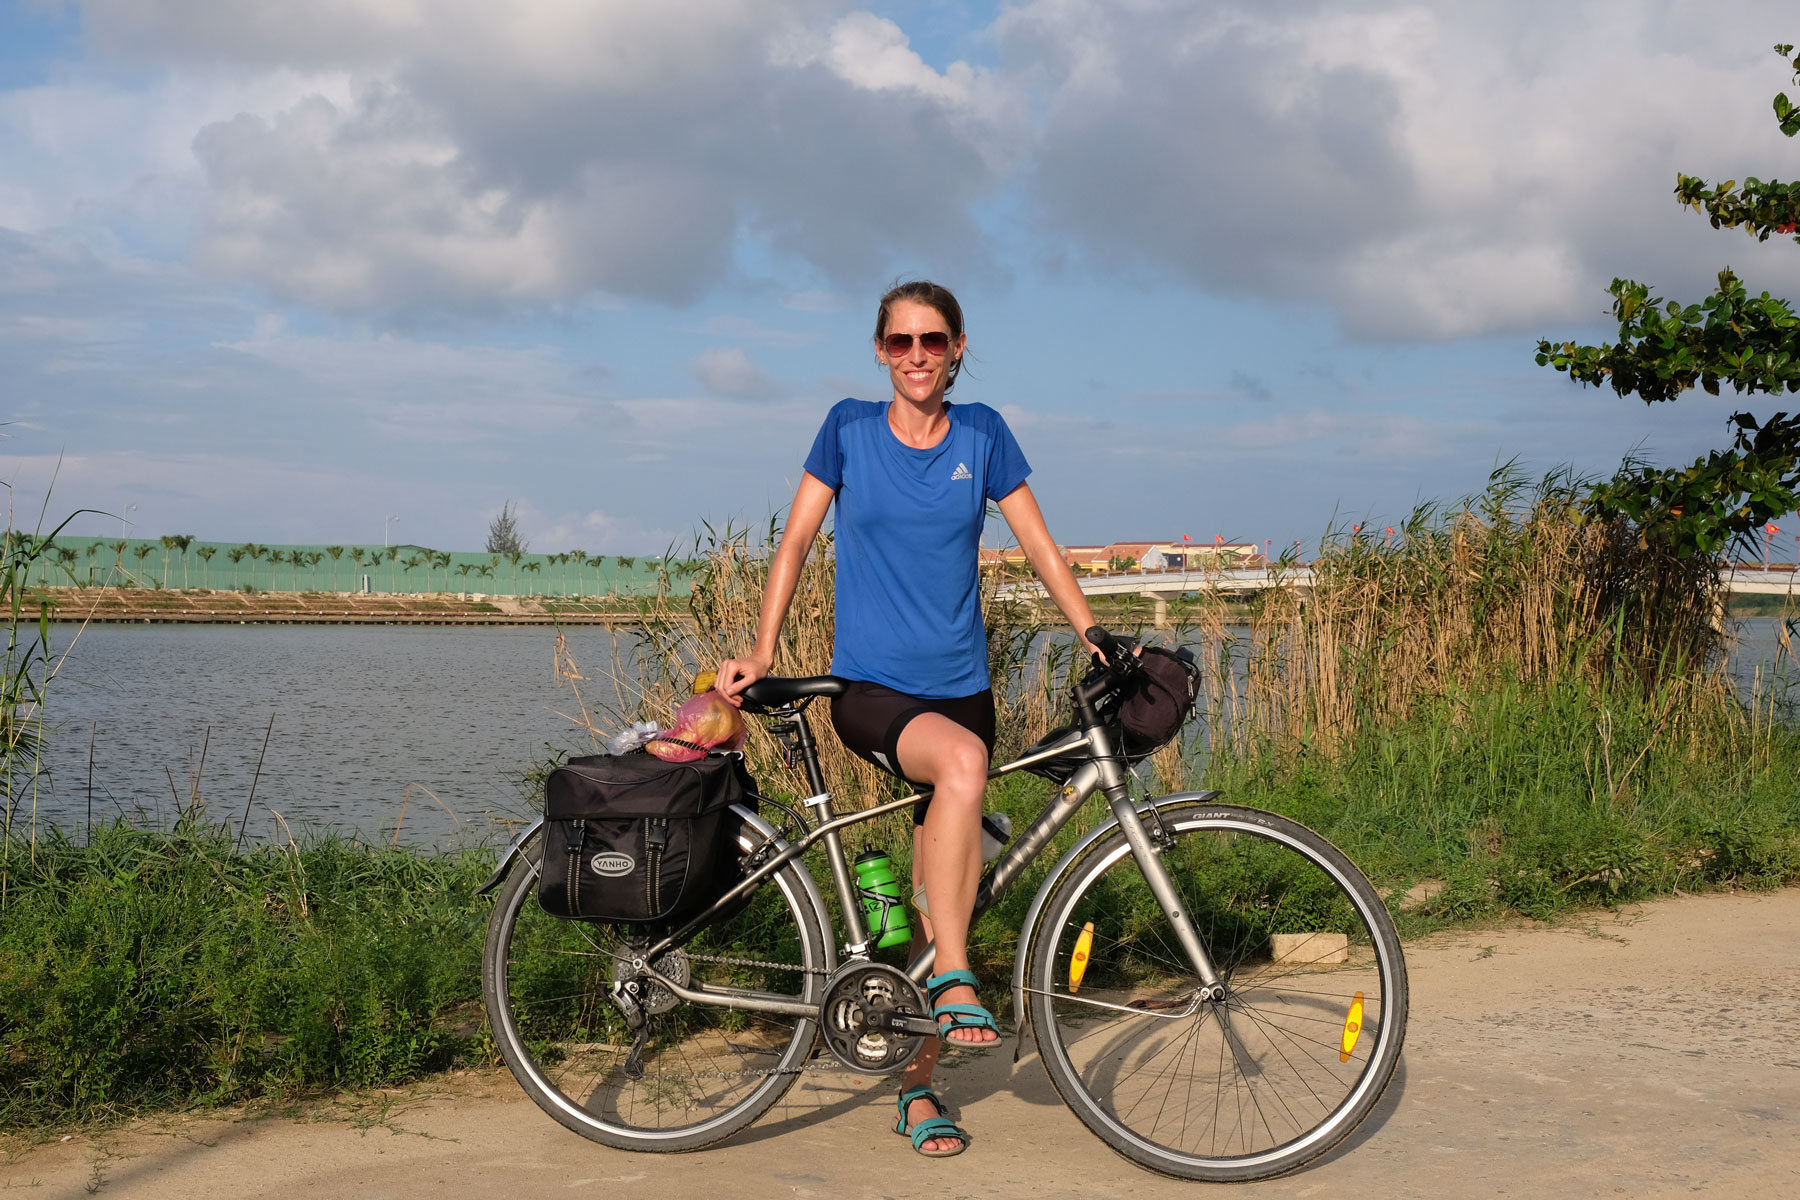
xmin=6 ymin=888 xmax=1798 ymax=1199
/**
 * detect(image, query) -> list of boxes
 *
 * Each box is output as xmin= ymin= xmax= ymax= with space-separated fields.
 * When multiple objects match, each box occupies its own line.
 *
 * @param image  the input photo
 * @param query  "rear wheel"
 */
xmin=482 ymin=824 xmax=828 ymax=1151
xmin=1026 ymin=802 xmax=1407 ymax=1181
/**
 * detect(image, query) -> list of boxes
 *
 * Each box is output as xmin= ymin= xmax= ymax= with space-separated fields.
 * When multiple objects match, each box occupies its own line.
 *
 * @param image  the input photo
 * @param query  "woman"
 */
xmin=717 ymin=280 xmax=1102 ymax=1159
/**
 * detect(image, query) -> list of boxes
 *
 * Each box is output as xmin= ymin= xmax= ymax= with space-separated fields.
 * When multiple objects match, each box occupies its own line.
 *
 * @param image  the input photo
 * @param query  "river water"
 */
xmin=26 ymin=624 xmax=645 ymax=849
xmin=19 ymin=619 xmax=1795 ymax=850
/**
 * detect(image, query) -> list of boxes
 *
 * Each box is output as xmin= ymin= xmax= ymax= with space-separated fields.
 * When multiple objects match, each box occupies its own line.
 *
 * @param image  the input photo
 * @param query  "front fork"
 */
xmin=1087 ymin=714 xmax=1225 ymax=996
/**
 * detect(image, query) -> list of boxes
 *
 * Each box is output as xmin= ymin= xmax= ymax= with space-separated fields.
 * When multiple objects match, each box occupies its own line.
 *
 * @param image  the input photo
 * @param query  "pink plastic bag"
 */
xmin=646 ymin=690 xmax=747 ymax=762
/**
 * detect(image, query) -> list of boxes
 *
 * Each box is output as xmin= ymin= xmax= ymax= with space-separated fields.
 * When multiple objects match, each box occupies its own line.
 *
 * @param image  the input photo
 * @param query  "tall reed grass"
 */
xmin=583 ymin=471 xmax=1800 ymax=915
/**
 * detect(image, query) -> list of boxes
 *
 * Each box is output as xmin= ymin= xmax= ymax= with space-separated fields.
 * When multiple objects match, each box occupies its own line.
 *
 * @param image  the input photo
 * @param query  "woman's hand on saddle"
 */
xmin=715 ymin=653 xmax=771 ymax=707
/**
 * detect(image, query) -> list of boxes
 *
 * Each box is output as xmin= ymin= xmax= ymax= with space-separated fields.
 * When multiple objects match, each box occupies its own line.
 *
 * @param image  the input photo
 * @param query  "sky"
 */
xmin=5 ymin=0 xmax=1800 ymax=557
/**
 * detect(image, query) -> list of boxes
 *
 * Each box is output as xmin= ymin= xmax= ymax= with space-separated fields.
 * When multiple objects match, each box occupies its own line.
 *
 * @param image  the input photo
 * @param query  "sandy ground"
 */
xmin=5 ymin=887 xmax=1797 ymax=1199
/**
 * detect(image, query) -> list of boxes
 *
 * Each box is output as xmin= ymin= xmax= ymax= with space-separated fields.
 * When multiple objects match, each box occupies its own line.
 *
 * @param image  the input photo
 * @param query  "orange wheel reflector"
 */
xmin=1339 ymin=991 xmax=1365 ymax=1062
xmin=1069 ymin=922 xmax=1095 ymax=993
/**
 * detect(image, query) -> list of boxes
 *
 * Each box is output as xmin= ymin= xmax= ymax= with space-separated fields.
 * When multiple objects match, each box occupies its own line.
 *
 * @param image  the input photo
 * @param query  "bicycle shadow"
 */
xmin=723 ymin=1025 xmax=1066 ymax=1148
xmin=1285 ymin=1054 xmax=1409 ymax=1173
xmin=723 ymin=1039 xmax=1408 ymax=1167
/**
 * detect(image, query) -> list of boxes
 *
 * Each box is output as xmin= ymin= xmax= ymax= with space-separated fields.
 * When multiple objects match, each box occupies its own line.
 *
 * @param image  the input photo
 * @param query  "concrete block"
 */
xmin=1270 ymin=932 xmax=1348 ymax=965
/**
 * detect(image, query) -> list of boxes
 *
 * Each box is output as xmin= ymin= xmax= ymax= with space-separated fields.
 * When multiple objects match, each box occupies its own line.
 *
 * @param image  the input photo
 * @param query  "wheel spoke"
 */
xmin=483 ymin=839 xmax=823 ymax=1150
xmin=1030 ymin=805 xmax=1406 ymax=1180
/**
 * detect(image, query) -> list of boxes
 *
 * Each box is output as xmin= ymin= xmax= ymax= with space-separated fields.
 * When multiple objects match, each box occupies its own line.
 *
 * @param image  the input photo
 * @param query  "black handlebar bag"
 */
xmin=539 ymin=751 xmax=755 ymax=924
xmin=1024 ymin=645 xmax=1201 ymax=783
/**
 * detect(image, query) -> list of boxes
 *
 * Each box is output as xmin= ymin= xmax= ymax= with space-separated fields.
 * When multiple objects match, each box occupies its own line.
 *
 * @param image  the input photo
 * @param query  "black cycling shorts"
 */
xmin=829 ymin=680 xmax=996 ymax=825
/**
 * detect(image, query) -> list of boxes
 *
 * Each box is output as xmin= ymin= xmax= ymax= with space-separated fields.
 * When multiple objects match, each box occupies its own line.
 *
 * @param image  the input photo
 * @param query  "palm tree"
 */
xmin=159 ymin=535 xmax=180 ymax=588
xmin=170 ymin=534 xmax=194 ymax=587
xmin=196 ymin=544 xmax=218 ymax=589
xmin=403 ymin=553 xmax=425 ymax=594
xmin=305 ymin=551 xmax=326 ymax=592
xmin=569 ymin=548 xmax=587 ymax=597
xmin=226 ymin=546 xmax=247 ymax=589
xmin=325 ymin=545 xmax=345 ymax=592
xmin=267 ymin=549 xmax=288 ymax=591
xmin=521 ymin=559 xmax=542 ymax=595
xmin=436 ymin=550 xmax=452 ymax=593
xmin=131 ymin=543 xmax=154 ymax=585
xmin=384 ymin=544 xmax=401 ymax=592
xmin=55 ymin=546 xmax=79 ymax=585
xmin=246 ymin=543 xmax=269 ymax=589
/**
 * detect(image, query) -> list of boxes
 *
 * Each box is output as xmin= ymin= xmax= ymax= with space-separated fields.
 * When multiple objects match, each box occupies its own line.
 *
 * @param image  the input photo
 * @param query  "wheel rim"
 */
xmin=1034 ymin=814 xmax=1401 ymax=1172
xmin=491 ymin=853 xmax=821 ymax=1143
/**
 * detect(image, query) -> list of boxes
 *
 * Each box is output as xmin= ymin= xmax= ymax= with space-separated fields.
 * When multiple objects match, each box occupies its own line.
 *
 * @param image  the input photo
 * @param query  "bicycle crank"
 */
xmin=818 ymin=962 xmax=936 ymax=1074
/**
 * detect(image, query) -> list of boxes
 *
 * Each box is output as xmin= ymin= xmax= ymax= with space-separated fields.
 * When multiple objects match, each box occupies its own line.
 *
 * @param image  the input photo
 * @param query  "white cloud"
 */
xmin=691 ymin=346 xmax=778 ymax=399
xmin=40 ymin=1 xmax=1014 ymax=311
xmin=999 ymin=0 xmax=1800 ymax=338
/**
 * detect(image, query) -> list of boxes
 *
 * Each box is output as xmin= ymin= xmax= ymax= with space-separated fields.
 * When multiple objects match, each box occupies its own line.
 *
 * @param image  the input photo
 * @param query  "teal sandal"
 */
xmin=925 ymin=969 xmax=1000 ymax=1049
xmin=895 ymin=1086 xmax=969 ymax=1158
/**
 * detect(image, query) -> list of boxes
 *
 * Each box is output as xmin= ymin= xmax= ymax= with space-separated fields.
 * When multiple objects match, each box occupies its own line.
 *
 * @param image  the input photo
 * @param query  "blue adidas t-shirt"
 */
xmin=803 ymin=399 xmax=1031 ymax=699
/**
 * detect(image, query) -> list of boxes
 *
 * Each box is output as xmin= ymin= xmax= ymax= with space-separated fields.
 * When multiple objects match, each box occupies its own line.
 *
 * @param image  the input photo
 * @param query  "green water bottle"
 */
xmin=854 ymin=851 xmax=912 ymax=949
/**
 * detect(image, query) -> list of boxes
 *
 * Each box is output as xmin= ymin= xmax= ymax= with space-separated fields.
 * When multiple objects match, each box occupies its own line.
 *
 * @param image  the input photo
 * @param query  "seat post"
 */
xmin=788 ymin=708 xmax=829 ymax=797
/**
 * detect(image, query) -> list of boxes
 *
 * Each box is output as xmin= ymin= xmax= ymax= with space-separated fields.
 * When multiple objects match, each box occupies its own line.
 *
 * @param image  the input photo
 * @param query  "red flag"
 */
xmin=1182 ymin=533 xmax=1192 ymax=542
xmin=1385 ymin=526 xmax=1394 ymax=536
xmin=1767 ymin=522 xmax=1781 ymax=534
xmin=1214 ymin=534 xmax=1224 ymax=543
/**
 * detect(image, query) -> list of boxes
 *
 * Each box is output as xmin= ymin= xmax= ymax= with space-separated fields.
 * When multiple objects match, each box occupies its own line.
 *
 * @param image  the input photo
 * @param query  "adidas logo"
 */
xmin=951 ymin=462 xmax=973 ymax=481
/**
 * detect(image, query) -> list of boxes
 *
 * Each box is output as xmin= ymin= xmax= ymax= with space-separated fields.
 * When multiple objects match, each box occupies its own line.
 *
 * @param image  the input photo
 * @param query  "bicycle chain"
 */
xmin=682 ymin=951 xmax=832 ymax=976
xmin=633 ymin=953 xmax=864 ymax=1080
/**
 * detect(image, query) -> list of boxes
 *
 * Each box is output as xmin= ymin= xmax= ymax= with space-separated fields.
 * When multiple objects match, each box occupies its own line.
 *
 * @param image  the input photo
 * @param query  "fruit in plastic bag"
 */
xmin=646 ymin=690 xmax=746 ymax=762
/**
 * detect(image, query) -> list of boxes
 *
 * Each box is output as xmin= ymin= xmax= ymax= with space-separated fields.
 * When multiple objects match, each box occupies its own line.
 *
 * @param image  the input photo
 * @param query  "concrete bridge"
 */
xmin=997 ymin=564 xmax=1798 ymax=626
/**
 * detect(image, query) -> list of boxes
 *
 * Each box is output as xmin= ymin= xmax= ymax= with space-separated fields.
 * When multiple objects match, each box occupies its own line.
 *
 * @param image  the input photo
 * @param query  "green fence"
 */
xmin=21 ymin=536 xmax=690 ymax=597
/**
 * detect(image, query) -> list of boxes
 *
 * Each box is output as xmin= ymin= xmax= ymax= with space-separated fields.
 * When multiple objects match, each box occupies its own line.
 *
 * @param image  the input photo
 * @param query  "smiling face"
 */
xmin=877 ymin=298 xmax=966 ymax=407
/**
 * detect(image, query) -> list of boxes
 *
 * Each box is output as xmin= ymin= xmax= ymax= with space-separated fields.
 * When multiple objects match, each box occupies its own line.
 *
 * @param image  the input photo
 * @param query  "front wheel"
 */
xmin=1025 ymin=802 xmax=1407 ymax=1182
xmin=481 ymin=824 xmax=829 ymax=1152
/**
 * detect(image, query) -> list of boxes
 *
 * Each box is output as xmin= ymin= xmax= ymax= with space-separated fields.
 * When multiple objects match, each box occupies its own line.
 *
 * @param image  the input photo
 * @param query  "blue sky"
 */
xmin=5 ymin=0 xmax=1800 ymax=557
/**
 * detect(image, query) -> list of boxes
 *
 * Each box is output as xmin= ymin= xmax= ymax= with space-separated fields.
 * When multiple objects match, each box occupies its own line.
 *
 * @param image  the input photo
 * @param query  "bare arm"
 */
xmin=716 ymin=472 xmax=836 ymax=704
xmin=995 ymin=482 xmax=1102 ymax=656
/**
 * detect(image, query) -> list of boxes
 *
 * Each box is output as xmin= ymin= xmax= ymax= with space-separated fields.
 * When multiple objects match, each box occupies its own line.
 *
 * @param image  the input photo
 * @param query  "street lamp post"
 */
xmin=385 ymin=515 xmax=400 ymax=547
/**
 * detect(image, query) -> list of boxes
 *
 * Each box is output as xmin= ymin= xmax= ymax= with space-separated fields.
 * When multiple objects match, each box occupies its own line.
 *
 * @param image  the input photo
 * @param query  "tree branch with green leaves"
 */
xmin=1534 ymin=43 xmax=1800 ymax=556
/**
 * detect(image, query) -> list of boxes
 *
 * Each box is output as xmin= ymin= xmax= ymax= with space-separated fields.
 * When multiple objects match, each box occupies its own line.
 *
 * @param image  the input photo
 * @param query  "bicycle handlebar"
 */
xmin=1076 ymin=625 xmax=1140 ymax=707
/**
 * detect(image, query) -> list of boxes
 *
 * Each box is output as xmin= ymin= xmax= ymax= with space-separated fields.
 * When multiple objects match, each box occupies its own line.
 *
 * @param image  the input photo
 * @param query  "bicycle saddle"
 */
xmin=740 ymin=675 xmax=850 ymax=710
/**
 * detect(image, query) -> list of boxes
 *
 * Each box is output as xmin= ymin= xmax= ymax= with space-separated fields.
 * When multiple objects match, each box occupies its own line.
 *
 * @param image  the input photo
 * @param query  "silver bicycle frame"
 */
xmin=482 ymin=708 xmax=1228 ymax=1024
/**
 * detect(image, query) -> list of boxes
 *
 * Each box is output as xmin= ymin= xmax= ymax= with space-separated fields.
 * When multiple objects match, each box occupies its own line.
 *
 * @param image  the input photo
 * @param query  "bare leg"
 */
xmin=894 ymin=714 xmax=994 ymax=1153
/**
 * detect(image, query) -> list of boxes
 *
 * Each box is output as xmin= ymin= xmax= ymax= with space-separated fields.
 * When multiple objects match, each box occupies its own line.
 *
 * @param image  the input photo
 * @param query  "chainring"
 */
xmin=819 ymin=961 xmax=928 ymax=1075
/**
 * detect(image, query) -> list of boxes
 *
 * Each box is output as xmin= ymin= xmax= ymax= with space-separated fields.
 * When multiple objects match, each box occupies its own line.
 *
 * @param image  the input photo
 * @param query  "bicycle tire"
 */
xmin=1025 ymin=801 xmax=1407 ymax=1181
xmin=482 ymin=825 xmax=829 ymax=1152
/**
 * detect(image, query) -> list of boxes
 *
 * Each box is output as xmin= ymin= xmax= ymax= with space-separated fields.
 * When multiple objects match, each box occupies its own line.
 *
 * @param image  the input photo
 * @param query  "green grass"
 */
xmin=6 ymin=670 xmax=1798 ymax=1130
xmin=0 ymin=822 xmax=496 ymax=1128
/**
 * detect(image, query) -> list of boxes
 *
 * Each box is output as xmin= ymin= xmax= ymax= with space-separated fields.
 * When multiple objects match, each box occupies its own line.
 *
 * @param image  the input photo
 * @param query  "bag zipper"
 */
xmin=645 ymin=818 xmax=669 ymax=915
xmin=567 ymin=819 xmax=587 ymax=918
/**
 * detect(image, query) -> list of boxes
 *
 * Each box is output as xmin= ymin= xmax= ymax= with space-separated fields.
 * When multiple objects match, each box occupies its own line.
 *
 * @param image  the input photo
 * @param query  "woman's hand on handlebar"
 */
xmin=715 ymin=653 xmax=771 ymax=707
xmin=1084 ymin=626 xmax=1142 ymax=675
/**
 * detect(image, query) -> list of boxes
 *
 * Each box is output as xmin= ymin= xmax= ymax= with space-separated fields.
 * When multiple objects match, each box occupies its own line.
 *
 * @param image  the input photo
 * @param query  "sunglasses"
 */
xmin=882 ymin=331 xmax=953 ymax=357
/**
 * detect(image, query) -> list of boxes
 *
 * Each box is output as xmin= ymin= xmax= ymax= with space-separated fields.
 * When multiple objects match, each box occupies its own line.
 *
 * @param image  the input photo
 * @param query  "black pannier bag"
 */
xmin=539 ymin=751 xmax=756 ymax=924
xmin=1024 ymin=645 xmax=1201 ymax=783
